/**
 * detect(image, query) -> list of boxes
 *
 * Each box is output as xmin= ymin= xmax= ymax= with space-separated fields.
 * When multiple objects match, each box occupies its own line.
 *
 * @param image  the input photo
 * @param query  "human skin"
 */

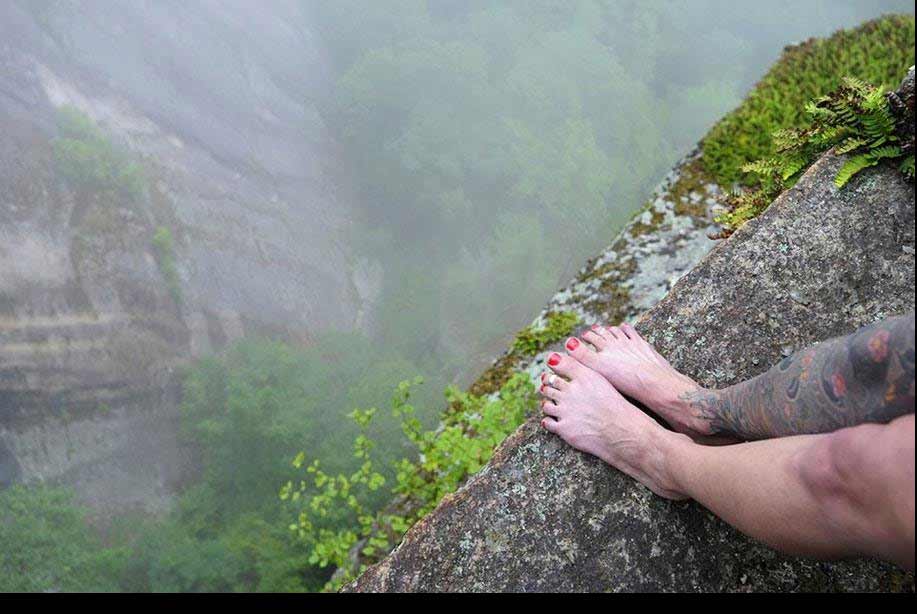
xmin=565 ymin=313 xmax=915 ymax=441
xmin=540 ymin=320 xmax=916 ymax=569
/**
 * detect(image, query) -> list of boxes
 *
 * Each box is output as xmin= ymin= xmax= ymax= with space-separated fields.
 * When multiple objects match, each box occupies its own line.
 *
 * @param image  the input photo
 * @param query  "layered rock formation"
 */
xmin=0 ymin=1 xmax=365 ymax=513
xmin=348 ymin=76 xmax=916 ymax=592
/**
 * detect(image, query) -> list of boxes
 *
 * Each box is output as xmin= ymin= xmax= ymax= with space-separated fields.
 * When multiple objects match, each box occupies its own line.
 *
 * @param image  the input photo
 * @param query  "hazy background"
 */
xmin=308 ymin=0 xmax=915 ymax=389
xmin=1 ymin=0 xmax=913 ymax=592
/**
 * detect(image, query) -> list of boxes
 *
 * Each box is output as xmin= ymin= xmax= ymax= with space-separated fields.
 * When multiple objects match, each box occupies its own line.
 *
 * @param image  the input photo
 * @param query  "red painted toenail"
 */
xmin=591 ymin=324 xmax=599 ymax=330
xmin=540 ymin=384 xmax=546 ymax=393
xmin=541 ymin=373 xmax=547 ymax=383
xmin=548 ymin=353 xmax=561 ymax=366
xmin=566 ymin=337 xmax=579 ymax=351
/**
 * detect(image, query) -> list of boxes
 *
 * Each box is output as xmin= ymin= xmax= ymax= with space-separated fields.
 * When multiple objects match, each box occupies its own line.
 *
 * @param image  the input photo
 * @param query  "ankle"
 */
xmin=652 ymin=429 xmax=694 ymax=497
xmin=651 ymin=378 xmax=714 ymax=436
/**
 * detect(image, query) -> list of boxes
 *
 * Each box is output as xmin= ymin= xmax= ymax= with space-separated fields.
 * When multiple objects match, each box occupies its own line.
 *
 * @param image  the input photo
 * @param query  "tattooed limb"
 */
xmin=682 ymin=313 xmax=915 ymax=440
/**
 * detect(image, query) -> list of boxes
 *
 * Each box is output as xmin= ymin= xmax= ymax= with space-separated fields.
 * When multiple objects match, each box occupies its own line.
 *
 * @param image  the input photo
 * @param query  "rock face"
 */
xmin=0 ymin=1 xmax=365 ymax=512
xmin=347 ymin=149 xmax=915 ymax=590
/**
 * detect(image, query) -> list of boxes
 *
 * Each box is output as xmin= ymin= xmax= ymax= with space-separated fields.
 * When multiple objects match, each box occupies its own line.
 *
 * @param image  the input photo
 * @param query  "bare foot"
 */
xmin=539 ymin=352 xmax=688 ymax=500
xmin=563 ymin=323 xmax=714 ymax=439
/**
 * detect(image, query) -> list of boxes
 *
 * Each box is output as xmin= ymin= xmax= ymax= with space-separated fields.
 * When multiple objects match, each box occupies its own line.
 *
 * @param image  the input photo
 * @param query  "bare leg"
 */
xmin=542 ymin=352 xmax=915 ymax=569
xmin=664 ymin=415 xmax=915 ymax=569
xmin=568 ymin=313 xmax=915 ymax=441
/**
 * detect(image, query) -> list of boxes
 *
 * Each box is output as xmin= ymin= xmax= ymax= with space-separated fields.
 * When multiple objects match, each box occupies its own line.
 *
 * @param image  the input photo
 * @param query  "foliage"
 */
xmin=283 ymin=372 xmax=537 ymax=591
xmin=53 ymin=106 xmax=146 ymax=201
xmin=716 ymin=77 xmax=913 ymax=235
xmin=152 ymin=226 xmax=182 ymax=308
xmin=0 ymin=485 xmax=124 ymax=592
xmin=117 ymin=494 xmax=319 ymax=593
xmin=701 ymin=15 xmax=915 ymax=188
xmin=512 ymin=311 xmax=581 ymax=356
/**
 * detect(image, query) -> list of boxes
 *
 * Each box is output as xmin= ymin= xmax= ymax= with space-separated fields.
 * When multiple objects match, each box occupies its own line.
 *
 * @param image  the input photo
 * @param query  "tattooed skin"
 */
xmin=681 ymin=312 xmax=916 ymax=440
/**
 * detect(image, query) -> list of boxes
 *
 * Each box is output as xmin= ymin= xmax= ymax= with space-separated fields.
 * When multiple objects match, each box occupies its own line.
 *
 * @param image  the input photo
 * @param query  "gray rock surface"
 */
xmin=347 ymin=150 xmax=915 ymax=591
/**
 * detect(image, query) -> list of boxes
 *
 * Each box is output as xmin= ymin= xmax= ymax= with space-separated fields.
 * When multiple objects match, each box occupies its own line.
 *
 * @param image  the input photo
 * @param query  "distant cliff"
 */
xmin=0 ymin=0 xmax=367 ymax=514
xmin=346 ymin=69 xmax=916 ymax=593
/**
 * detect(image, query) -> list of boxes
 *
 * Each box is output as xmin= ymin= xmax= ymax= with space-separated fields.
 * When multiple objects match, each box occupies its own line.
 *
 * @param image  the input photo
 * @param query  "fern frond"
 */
xmin=835 ymin=136 xmax=867 ymax=155
xmin=805 ymin=100 xmax=834 ymax=121
xmin=860 ymin=108 xmax=897 ymax=141
xmin=834 ymin=154 xmax=877 ymax=188
xmin=809 ymin=125 xmax=849 ymax=147
xmin=741 ymin=158 xmax=781 ymax=177
xmin=779 ymin=153 xmax=809 ymax=181
xmin=841 ymin=76 xmax=871 ymax=97
xmin=772 ymin=128 xmax=806 ymax=152
xmin=870 ymin=145 xmax=903 ymax=161
xmin=900 ymin=155 xmax=915 ymax=180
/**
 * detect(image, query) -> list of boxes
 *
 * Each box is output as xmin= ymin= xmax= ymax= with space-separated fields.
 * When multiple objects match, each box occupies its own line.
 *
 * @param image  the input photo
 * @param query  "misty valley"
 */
xmin=0 ymin=0 xmax=914 ymax=593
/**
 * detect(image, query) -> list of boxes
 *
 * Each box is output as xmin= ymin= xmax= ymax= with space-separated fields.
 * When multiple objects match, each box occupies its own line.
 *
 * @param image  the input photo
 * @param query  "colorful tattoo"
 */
xmin=681 ymin=312 xmax=916 ymax=440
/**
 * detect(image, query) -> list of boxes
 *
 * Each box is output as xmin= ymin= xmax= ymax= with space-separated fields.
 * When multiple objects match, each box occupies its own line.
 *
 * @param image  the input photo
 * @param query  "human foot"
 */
xmin=564 ymin=323 xmax=713 ymax=439
xmin=539 ymin=352 xmax=688 ymax=500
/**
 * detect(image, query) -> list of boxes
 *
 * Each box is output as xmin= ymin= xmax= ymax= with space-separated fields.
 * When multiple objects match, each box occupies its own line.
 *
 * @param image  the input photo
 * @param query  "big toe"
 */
xmin=563 ymin=337 xmax=600 ymax=370
xmin=547 ymin=350 xmax=588 ymax=380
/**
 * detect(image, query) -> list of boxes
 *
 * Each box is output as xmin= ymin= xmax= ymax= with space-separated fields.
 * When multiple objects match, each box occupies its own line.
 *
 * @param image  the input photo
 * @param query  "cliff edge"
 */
xmin=347 ymin=73 xmax=916 ymax=592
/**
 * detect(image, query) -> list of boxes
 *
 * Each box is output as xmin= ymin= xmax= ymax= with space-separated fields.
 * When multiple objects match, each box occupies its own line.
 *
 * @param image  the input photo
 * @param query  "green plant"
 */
xmin=283 ymin=371 xmax=536 ymax=591
xmin=53 ymin=106 xmax=146 ymax=201
xmin=701 ymin=15 xmax=914 ymax=189
xmin=716 ymin=77 xmax=914 ymax=235
xmin=512 ymin=311 xmax=580 ymax=356
xmin=152 ymin=226 xmax=182 ymax=308
xmin=0 ymin=485 xmax=125 ymax=592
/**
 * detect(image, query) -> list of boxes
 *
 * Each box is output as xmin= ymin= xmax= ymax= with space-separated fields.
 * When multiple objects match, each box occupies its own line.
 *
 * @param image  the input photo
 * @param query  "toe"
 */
xmin=547 ymin=351 xmax=587 ymax=379
xmin=608 ymin=326 xmax=624 ymax=340
xmin=581 ymin=330 xmax=608 ymax=350
xmin=595 ymin=325 xmax=615 ymax=341
xmin=541 ymin=400 xmax=563 ymax=419
xmin=620 ymin=322 xmax=642 ymax=341
xmin=541 ymin=416 xmax=561 ymax=434
xmin=540 ymin=384 xmax=562 ymax=401
xmin=563 ymin=337 xmax=600 ymax=371
xmin=544 ymin=372 xmax=566 ymax=390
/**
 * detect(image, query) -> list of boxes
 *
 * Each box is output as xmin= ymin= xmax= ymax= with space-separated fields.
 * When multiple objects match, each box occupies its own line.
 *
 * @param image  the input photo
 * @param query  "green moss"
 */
xmin=53 ymin=106 xmax=146 ymax=202
xmin=466 ymin=310 xmax=581 ymax=399
xmin=701 ymin=15 xmax=915 ymax=188
xmin=669 ymin=157 xmax=713 ymax=219
xmin=577 ymin=253 xmax=637 ymax=326
xmin=627 ymin=201 xmax=666 ymax=238
xmin=716 ymin=76 xmax=914 ymax=236
xmin=467 ymin=353 xmax=520 ymax=398
xmin=511 ymin=311 xmax=581 ymax=356
xmin=152 ymin=226 xmax=182 ymax=308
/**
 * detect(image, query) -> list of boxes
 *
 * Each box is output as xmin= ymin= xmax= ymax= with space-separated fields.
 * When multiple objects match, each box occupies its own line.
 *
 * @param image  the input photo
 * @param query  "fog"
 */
xmin=0 ymin=0 xmax=913 ymax=592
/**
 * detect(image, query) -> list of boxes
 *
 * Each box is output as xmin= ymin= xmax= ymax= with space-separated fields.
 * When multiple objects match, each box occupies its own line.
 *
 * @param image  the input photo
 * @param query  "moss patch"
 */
xmin=511 ymin=311 xmax=580 ymax=356
xmin=627 ymin=201 xmax=666 ymax=238
xmin=669 ymin=157 xmax=713 ymax=219
xmin=579 ymin=256 xmax=636 ymax=325
xmin=467 ymin=310 xmax=580 ymax=398
xmin=700 ymin=15 xmax=915 ymax=188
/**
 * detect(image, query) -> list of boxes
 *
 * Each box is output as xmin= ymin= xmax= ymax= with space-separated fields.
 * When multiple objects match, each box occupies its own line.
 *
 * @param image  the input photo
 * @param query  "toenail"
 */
xmin=591 ymin=324 xmax=599 ymax=330
xmin=566 ymin=337 xmax=579 ymax=351
xmin=548 ymin=353 xmax=561 ymax=366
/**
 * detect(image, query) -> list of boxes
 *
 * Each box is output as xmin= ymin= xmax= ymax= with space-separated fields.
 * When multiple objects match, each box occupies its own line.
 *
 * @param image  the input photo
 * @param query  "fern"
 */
xmin=835 ymin=136 xmax=867 ymax=155
xmin=717 ymin=75 xmax=913 ymax=236
xmin=835 ymin=154 xmax=878 ymax=188
xmin=900 ymin=155 xmax=915 ymax=180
